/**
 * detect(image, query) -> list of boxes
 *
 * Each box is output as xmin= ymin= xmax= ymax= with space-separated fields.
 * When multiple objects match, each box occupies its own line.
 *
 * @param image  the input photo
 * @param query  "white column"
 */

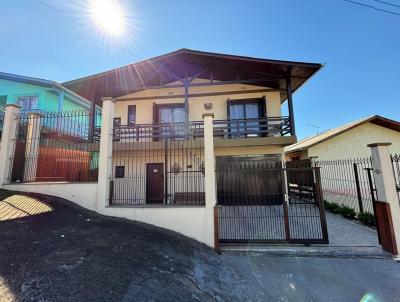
xmin=202 ymin=113 xmax=217 ymax=249
xmin=23 ymin=112 xmax=41 ymax=182
xmin=0 ymin=104 xmax=21 ymax=185
xmin=368 ymin=142 xmax=400 ymax=255
xmin=96 ymin=97 xmax=115 ymax=211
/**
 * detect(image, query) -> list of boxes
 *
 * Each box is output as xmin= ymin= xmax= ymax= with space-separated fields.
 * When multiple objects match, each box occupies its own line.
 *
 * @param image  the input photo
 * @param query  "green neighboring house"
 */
xmin=0 ymin=72 xmax=102 ymax=137
xmin=0 ymin=71 xmax=96 ymax=112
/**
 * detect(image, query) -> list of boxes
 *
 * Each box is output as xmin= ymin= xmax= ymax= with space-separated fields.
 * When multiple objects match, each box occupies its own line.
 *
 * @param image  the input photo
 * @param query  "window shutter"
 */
xmin=153 ymin=102 xmax=158 ymax=123
xmin=261 ymin=96 xmax=267 ymax=117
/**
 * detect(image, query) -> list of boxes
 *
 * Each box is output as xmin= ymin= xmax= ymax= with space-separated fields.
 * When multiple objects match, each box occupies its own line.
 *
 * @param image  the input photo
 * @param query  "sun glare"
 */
xmin=89 ymin=0 xmax=126 ymax=36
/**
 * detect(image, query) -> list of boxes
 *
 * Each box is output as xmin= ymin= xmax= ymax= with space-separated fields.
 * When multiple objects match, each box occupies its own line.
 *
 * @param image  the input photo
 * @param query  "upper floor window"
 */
xmin=228 ymin=98 xmax=265 ymax=137
xmin=155 ymin=104 xmax=186 ymax=139
xmin=127 ymin=105 xmax=136 ymax=125
xmin=228 ymin=99 xmax=264 ymax=120
xmin=17 ymin=96 xmax=39 ymax=111
xmin=157 ymin=104 xmax=185 ymax=124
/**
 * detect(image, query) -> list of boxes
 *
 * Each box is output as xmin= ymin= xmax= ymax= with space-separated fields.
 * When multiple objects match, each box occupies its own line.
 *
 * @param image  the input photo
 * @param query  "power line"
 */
xmin=371 ymin=0 xmax=400 ymax=8
xmin=343 ymin=0 xmax=400 ymax=16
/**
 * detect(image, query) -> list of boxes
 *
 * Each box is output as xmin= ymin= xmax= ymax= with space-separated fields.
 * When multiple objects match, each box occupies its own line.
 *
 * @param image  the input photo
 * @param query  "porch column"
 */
xmin=96 ymin=97 xmax=115 ymax=211
xmin=368 ymin=143 xmax=400 ymax=256
xmin=23 ymin=112 xmax=41 ymax=182
xmin=0 ymin=104 xmax=21 ymax=185
xmin=286 ymin=75 xmax=296 ymax=137
xmin=202 ymin=113 xmax=218 ymax=249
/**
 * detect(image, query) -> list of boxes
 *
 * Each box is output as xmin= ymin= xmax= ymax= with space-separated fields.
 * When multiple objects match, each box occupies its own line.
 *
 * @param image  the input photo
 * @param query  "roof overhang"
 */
xmin=63 ymin=48 xmax=323 ymax=106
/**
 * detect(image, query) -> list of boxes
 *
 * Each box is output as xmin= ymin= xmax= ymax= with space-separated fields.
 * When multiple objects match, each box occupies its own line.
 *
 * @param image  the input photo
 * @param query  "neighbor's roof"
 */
xmin=63 ymin=48 xmax=323 ymax=105
xmin=285 ymin=115 xmax=400 ymax=154
xmin=0 ymin=71 xmax=92 ymax=107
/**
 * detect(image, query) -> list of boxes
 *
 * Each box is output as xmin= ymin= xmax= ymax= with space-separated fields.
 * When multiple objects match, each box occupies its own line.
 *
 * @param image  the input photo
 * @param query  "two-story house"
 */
xmin=64 ymin=49 xmax=322 ymax=209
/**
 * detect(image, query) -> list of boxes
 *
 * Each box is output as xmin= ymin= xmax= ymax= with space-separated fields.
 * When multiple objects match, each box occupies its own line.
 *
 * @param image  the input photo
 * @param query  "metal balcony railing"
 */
xmin=112 ymin=116 xmax=292 ymax=141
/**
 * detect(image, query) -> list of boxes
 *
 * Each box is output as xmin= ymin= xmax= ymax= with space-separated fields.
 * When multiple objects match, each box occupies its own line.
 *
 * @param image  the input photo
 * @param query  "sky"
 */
xmin=0 ymin=0 xmax=399 ymax=139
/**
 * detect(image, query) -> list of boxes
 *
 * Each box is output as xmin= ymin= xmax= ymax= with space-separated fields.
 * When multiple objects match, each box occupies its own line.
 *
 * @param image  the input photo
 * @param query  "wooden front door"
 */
xmin=146 ymin=163 xmax=164 ymax=203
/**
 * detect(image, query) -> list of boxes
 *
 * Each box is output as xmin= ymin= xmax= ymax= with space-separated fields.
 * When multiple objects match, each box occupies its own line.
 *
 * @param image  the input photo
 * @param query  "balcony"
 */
xmin=112 ymin=116 xmax=294 ymax=146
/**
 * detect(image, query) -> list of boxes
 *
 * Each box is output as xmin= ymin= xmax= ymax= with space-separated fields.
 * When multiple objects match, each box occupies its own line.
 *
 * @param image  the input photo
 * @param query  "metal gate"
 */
xmin=216 ymin=157 xmax=329 ymax=244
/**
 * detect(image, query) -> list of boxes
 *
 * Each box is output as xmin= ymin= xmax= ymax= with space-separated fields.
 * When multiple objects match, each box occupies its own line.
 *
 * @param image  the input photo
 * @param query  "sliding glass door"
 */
xmin=228 ymin=99 xmax=264 ymax=137
xmin=157 ymin=104 xmax=186 ymax=138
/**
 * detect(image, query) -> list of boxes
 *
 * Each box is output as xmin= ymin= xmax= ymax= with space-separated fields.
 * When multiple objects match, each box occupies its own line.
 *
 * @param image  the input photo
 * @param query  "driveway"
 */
xmin=0 ymin=190 xmax=399 ymax=302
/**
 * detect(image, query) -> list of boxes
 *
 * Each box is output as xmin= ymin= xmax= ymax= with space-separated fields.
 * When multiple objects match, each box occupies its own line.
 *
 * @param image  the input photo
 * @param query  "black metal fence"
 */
xmin=216 ymin=158 xmax=328 ymax=244
xmin=315 ymin=158 xmax=375 ymax=214
xmin=392 ymin=153 xmax=400 ymax=200
xmin=109 ymin=122 xmax=205 ymax=206
xmin=9 ymin=110 xmax=101 ymax=183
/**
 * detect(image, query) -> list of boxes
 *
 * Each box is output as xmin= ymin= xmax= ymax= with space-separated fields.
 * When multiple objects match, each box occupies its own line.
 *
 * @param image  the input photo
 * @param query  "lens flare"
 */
xmin=89 ymin=0 xmax=126 ymax=36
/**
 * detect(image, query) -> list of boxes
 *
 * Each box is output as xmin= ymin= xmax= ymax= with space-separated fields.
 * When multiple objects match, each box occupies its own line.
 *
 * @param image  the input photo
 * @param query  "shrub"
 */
xmin=324 ymin=200 xmax=339 ymax=212
xmin=328 ymin=202 xmax=341 ymax=214
xmin=324 ymin=200 xmax=332 ymax=210
xmin=338 ymin=205 xmax=356 ymax=219
xmin=358 ymin=212 xmax=376 ymax=226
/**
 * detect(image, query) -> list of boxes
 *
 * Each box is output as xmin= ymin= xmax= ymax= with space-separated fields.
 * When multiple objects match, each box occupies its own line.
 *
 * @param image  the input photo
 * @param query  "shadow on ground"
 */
xmin=0 ymin=190 xmax=400 ymax=302
xmin=0 ymin=190 xmax=235 ymax=302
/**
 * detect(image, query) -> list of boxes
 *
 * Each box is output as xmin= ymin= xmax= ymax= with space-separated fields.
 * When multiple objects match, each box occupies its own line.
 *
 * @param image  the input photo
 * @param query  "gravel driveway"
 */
xmin=0 ymin=190 xmax=399 ymax=302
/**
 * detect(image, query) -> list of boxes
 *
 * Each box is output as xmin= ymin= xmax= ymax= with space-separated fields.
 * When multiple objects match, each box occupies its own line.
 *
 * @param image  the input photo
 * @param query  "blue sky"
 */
xmin=0 ymin=0 xmax=399 ymax=139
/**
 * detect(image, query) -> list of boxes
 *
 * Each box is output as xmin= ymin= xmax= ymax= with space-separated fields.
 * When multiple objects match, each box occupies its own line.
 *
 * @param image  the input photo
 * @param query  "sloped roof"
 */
xmin=63 ymin=48 xmax=322 ymax=105
xmin=285 ymin=115 xmax=400 ymax=154
xmin=0 ymin=71 xmax=91 ymax=107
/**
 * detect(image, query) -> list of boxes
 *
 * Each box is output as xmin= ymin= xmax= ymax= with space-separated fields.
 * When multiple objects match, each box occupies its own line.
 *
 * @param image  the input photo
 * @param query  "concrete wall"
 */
xmin=99 ymin=206 xmax=213 ymax=246
xmin=114 ymin=79 xmax=282 ymax=123
xmin=2 ymin=182 xmax=98 ymax=211
xmin=1 ymin=182 xmax=213 ymax=246
xmin=308 ymin=123 xmax=400 ymax=160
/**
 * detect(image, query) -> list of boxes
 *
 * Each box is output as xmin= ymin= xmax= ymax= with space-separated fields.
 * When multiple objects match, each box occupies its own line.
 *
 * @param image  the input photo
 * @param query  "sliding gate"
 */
xmin=216 ymin=157 xmax=328 ymax=244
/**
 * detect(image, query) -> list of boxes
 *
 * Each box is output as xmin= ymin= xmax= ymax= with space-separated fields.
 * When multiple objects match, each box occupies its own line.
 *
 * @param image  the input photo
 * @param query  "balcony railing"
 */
xmin=213 ymin=116 xmax=291 ymax=138
xmin=112 ymin=116 xmax=292 ymax=141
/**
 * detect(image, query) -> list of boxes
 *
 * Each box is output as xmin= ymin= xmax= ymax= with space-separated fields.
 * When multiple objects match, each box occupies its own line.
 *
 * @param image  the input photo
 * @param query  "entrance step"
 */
xmin=220 ymin=244 xmax=392 ymax=259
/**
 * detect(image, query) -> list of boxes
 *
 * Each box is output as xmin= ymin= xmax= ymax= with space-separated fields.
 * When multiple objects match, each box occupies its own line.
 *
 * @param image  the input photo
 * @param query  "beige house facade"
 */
xmin=285 ymin=116 xmax=400 ymax=161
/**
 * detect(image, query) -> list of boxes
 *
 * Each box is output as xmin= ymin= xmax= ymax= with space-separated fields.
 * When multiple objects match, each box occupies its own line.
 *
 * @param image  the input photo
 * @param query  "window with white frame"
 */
xmin=16 ymin=96 xmax=39 ymax=110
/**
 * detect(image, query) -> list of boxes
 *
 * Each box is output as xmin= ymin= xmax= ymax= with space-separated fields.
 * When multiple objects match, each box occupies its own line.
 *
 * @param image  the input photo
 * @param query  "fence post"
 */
xmin=23 ymin=112 xmax=41 ymax=182
xmin=368 ymin=143 xmax=400 ymax=256
xmin=353 ymin=163 xmax=364 ymax=213
xmin=0 ymin=104 xmax=20 ymax=185
xmin=203 ymin=113 xmax=218 ymax=250
xmin=96 ymin=97 xmax=115 ymax=211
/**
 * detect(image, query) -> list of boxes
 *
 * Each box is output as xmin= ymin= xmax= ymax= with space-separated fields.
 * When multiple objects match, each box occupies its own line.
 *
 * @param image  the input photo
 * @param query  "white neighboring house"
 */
xmin=285 ymin=115 xmax=400 ymax=161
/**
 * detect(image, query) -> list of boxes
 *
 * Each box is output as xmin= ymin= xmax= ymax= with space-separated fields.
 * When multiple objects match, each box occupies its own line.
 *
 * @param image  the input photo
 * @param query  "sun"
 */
xmin=89 ymin=0 xmax=126 ymax=36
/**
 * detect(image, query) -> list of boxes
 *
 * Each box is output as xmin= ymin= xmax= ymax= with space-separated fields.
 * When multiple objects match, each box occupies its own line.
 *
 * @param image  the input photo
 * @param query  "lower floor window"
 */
xmin=115 ymin=166 xmax=125 ymax=178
